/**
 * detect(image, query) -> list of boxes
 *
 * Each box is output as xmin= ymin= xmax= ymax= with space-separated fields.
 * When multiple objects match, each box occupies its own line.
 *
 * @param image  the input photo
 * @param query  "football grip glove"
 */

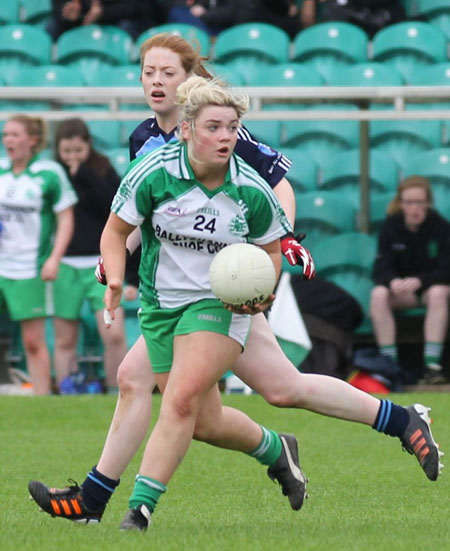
xmin=95 ymin=250 xmax=130 ymax=286
xmin=280 ymin=232 xmax=316 ymax=280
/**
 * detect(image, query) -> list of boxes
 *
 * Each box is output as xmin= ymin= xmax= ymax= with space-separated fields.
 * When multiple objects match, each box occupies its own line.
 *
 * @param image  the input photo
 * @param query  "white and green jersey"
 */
xmin=0 ymin=157 xmax=77 ymax=279
xmin=112 ymin=142 xmax=292 ymax=308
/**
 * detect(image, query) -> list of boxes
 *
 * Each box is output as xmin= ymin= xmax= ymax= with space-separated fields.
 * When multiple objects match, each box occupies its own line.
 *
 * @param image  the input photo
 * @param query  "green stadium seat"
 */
xmin=281 ymin=104 xmax=359 ymax=166
xmin=249 ymin=63 xmax=323 ymax=87
xmin=400 ymin=0 xmax=419 ymax=17
xmin=249 ymin=63 xmax=323 ymax=110
xmin=86 ymin=119 xmax=122 ymax=151
xmin=281 ymin=148 xmax=318 ymax=192
xmin=56 ymin=25 xmax=133 ymax=85
xmin=372 ymin=22 xmax=447 ymax=83
xmin=370 ymin=114 xmax=442 ymax=169
xmin=417 ymin=0 xmax=450 ymax=40
xmin=214 ymin=23 xmax=290 ymax=85
xmin=328 ymin=62 xmax=404 ymax=86
xmin=314 ymin=232 xmax=377 ymax=275
xmin=0 ymin=0 xmax=19 ymax=24
xmin=208 ymin=63 xmax=246 ymax=86
xmin=0 ymin=24 xmax=52 ymax=84
xmin=87 ymin=65 xmax=144 ymax=145
xmin=106 ymin=147 xmax=130 ymax=178
xmin=409 ymin=62 xmax=450 ymax=86
xmin=89 ymin=64 xmax=141 ymax=87
xmin=10 ymin=64 xmax=84 ymax=87
xmin=409 ymin=65 xmax=450 ymax=149
xmin=63 ymin=104 xmax=122 ymax=150
xmin=292 ymin=22 xmax=368 ymax=83
xmin=294 ymin=190 xmax=356 ymax=250
xmin=320 ymin=149 xmax=399 ymax=208
xmin=136 ymin=23 xmax=210 ymax=57
xmin=403 ymin=148 xmax=450 ymax=205
xmin=313 ymin=232 xmax=377 ymax=316
xmin=436 ymin=193 xmax=450 ymax=221
xmin=369 ymin=192 xmax=395 ymax=234
xmin=20 ymin=0 xmax=52 ymax=27
xmin=242 ymin=120 xmax=282 ymax=149
xmin=10 ymin=65 xmax=83 ymax=111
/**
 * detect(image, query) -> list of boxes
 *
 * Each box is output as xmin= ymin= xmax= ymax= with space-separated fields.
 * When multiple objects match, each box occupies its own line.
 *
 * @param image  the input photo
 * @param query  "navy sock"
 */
xmin=372 ymin=399 xmax=409 ymax=438
xmin=81 ymin=466 xmax=120 ymax=512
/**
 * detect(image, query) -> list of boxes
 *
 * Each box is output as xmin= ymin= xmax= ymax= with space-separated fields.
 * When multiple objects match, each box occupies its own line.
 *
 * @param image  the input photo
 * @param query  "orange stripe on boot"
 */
xmin=71 ymin=499 xmax=82 ymax=515
xmin=419 ymin=446 xmax=430 ymax=462
xmin=413 ymin=437 xmax=427 ymax=455
xmin=409 ymin=429 xmax=422 ymax=445
xmin=50 ymin=499 xmax=61 ymax=515
xmin=60 ymin=500 xmax=72 ymax=515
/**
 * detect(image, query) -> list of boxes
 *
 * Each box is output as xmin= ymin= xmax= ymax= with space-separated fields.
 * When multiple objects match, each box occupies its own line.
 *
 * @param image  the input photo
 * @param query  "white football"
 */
xmin=209 ymin=243 xmax=276 ymax=308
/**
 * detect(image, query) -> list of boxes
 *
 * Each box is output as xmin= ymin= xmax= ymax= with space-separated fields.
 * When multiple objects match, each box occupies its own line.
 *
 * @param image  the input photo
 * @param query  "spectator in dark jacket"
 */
xmin=370 ymin=176 xmax=450 ymax=384
xmin=301 ymin=0 xmax=406 ymax=37
xmin=47 ymin=0 xmax=166 ymax=40
xmin=52 ymin=118 xmax=128 ymax=394
xmin=169 ymin=0 xmax=300 ymax=38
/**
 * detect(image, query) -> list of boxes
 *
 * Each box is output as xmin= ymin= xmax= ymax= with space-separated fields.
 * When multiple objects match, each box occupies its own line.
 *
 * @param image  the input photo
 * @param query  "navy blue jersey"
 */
xmin=129 ymin=117 xmax=291 ymax=189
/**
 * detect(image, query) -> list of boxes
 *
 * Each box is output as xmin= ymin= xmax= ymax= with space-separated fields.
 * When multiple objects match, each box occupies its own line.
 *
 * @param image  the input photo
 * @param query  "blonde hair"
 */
xmin=139 ymin=33 xmax=211 ymax=78
xmin=8 ymin=114 xmax=46 ymax=153
xmin=387 ymin=175 xmax=433 ymax=215
xmin=175 ymin=76 xmax=249 ymax=138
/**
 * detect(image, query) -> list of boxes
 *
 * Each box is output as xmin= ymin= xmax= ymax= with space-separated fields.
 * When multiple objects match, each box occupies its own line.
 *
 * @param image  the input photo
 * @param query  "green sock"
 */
xmin=380 ymin=345 xmax=397 ymax=362
xmin=128 ymin=475 xmax=167 ymax=513
xmin=249 ymin=426 xmax=282 ymax=467
xmin=424 ymin=342 xmax=443 ymax=367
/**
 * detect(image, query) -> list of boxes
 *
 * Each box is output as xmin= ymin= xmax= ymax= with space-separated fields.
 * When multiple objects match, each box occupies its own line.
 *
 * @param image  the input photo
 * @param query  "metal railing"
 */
xmin=1 ymin=85 xmax=449 ymax=232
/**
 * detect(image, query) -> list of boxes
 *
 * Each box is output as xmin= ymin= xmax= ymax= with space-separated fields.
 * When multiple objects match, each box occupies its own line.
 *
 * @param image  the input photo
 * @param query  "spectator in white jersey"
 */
xmin=28 ymin=35 xmax=443 ymax=530
xmin=52 ymin=118 xmax=128 ymax=394
xmin=0 ymin=115 xmax=77 ymax=395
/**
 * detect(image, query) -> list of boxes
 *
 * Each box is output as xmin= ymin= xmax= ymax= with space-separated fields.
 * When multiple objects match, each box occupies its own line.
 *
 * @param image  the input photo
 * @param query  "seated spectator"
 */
xmin=47 ymin=0 xmax=166 ymax=40
xmin=301 ymin=0 xmax=407 ymax=37
xmin=169 ymin=0 xmax=300 ymax=38
xmin=370 ymin=176 xmax=450 ymax=384
xmin=52 ymin=118 xmax=128 ymax=394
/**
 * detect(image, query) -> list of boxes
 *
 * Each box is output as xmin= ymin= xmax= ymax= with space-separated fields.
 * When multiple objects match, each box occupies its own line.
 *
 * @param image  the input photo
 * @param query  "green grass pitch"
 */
xmin=1 ymin=392 xmax=449 ymax=551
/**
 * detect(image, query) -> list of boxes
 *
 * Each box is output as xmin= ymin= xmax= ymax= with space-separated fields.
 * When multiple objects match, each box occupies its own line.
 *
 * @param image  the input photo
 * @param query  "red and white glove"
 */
xmin=94 ymin=249 xmax=131 ymax=286
xmin=280 ymin=232 xmax=316 ymax=280
xmin=95 ymin=256 xmax=107 ymax=285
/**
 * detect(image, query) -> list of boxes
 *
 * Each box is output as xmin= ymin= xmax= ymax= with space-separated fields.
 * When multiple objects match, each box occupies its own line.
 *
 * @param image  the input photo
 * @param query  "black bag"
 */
xmin=291 ymin=276 xmax=363 ymax=332
xmin=290 ymin=276 xmax=364 ymax=378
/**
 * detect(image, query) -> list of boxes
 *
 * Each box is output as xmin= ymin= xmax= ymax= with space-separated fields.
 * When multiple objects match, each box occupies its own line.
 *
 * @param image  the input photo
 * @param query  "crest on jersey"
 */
xmin=228 ymin=215 xmax=248 ymax=236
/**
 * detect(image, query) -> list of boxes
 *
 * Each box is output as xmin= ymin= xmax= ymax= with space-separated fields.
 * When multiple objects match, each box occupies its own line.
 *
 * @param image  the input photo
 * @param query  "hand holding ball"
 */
xmin=209 ymin=243 xmax=276 ymax=309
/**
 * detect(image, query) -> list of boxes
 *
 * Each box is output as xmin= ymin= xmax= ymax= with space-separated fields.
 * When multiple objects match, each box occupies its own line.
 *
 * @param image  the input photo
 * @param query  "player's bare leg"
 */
xmin=95 ymin=307 xmax=128 ymax=391
xmin=21 ymin=318 xmax=51 ymax=395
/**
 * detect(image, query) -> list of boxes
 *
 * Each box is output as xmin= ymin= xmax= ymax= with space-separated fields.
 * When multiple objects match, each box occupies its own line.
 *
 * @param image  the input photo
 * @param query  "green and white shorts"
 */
xmin=139 ymin=298 xmax=251 ymax=373
xmin=53 ymin=263 xmax=106 ymax=320
xmin=0 ymin=275 xmax=52 ymax=321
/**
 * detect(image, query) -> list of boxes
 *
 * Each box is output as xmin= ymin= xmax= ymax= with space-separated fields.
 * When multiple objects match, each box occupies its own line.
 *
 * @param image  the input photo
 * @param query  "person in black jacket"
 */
xmin=301 ymin=0 xmax=406 ymax=37
xmin=47 ymin=0 xmax=166 ymax=40
xmin=52 ymin=118 xmax=128 ymax=393
xmin=370 ymin=176 xmax=450 ymax=384
xmin=169 ymin=0 xmax=301 ymax=38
